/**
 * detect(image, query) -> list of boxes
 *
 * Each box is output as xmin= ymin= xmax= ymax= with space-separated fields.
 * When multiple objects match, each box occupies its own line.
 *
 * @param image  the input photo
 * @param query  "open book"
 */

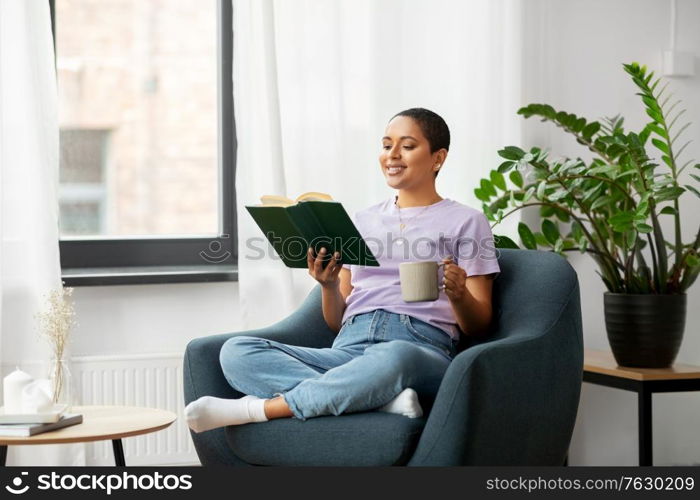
xmin=258 ymin=191 xmax=334 ymax=207
xmin=245 ymin=192 xmax=379 ymax=269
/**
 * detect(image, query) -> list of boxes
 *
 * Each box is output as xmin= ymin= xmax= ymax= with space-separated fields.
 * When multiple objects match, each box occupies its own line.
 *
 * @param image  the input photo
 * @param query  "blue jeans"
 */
xmin=219 ymin=309 xmax=458 ymax=420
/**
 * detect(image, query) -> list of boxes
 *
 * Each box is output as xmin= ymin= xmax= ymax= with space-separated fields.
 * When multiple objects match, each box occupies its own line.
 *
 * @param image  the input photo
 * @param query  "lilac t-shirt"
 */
xmin=341 ymin=196 xmax=500 ymax=340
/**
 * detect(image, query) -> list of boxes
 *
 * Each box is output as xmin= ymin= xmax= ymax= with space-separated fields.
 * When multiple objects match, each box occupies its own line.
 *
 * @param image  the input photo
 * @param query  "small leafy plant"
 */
xmin=477 ymin=62 xmax=699 ymax=294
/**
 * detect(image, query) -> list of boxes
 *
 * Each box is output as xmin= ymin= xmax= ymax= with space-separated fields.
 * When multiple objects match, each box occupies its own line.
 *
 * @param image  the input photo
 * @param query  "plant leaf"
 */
xmin=494 ymin=235 xmax=520 ymax=249
xmin=659 ymin=206 xmax=677 ymax=215
xmin=540 ymin=205 xmax=555 ymax=217
xmin=474 ymin=187 xmax=490 ymax=202
xmin=651 ymin=138 xmax=669 ymax=154
xmin=541 ymin=219 xmax=560 ymax=245
xmin=654 ymin=186 xmax=685 ymax=202
xmin=509 ymin=170 xmax=523 ymax=188
xmin=498 ymin=146 xmax=526 ymax=161
xmin=572 ymin=117 xmax=587 ymax=133
xmin=498 ymin=162 xmax=515 ymax=174
xmin=480 ymin=179 xmax=498 ymax=197
xmin=582 ymin=183 xmax=601 ymax=203
xmin=635 ymin=199 xmax=649 ymax=216
xmin=645 ymin=108 xmax=663 ymax=123
xmin=590 ymin=195 xmax=612 ymax=211
xmin=553 ymin=238 xmax=564 ymax=253
xmin=609 ymin=211 xmax=635 ymax=232
xmin=534 ymin=232 xmax=550 ymax=247
xmin=582 ymin=122 xmax=600 ymax=139
xmin=578 ymin=237 xmax=588 ymax=253
xmin=646 ymin=123 xmax=667 ymax=139
xmin=554 ymin=206 xmax=570 ymax=222
xmin=523 ymin=186 xmax=536 ymax=202
xmin=642 ymin=95 xmax=661 ymax=112
xmin=490 ymin=170 xmax=507 ymax=191
xmin=518 ymin=222 xmax=537 ymax=250
xmin=686 ymin=253 xmax=700 ymax=268
xmin=548 ymin=190 xmax=569 ymax=202
xmin=614 ymin=169 xmax=637 ymax=180
xmin=587 ymin=164 xmax=616 ymax=175
xmin=570 ymin=220 xmax=583 ymax=241
xmin=536 ymin=181 xmax=546 ymax=199
xmin=634 ymin=222 xmax=653 ymax=233
xmin=498 ymin=150 xmax=519 ymax=161
xmin=562 ymin=238 xmax=576 ymax=250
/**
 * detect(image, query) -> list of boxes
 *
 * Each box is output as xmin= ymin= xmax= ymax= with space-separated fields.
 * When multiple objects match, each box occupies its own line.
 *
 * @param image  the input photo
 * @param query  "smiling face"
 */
xmin=380 ymin=115 xmax=445 ymax=191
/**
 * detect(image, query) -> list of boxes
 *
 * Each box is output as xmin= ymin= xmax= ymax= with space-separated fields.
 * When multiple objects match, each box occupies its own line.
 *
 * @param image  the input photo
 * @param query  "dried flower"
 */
xmin=34 ymin=285 xmax=77 ymax=402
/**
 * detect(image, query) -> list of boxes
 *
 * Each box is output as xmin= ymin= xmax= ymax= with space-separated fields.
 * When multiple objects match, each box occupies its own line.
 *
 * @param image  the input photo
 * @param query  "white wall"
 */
xmin=70 ymin=281 xmax=240 ymax=357
xmin=523 ymin=0 xmax=700 ymax=465
xmin=64 ymin=0 xmax=699 ymax=466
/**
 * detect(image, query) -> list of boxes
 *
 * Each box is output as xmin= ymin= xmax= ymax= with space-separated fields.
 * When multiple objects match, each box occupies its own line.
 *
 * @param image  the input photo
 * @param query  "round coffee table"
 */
xmin=0 ymin=405 xmax=176 ymax=466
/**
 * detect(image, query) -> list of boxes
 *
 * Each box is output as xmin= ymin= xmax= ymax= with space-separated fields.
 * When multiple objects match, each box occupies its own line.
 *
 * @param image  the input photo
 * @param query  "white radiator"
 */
xmin=72 ymin=353 xmax=198 ymax=466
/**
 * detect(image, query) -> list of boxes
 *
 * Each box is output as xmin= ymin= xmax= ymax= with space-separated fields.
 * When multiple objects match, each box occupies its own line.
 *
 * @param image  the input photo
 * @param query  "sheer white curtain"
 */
xmin=233 ymin=0 xmax=522 ymax=328
xmin=0 ymin=0 xmax=84 ymax=465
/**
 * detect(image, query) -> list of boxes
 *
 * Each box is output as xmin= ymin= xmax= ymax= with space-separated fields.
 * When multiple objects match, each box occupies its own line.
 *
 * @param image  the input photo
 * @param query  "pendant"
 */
xmin=399 ymin=223 xmax=406 ymax=230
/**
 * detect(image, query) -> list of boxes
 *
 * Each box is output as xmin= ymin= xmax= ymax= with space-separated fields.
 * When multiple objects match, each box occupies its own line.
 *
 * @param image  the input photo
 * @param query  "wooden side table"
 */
xmin=0 ymin=405 xmax=176 ymax=466
xmin=582 ymin=349 xmax=700 ymax=466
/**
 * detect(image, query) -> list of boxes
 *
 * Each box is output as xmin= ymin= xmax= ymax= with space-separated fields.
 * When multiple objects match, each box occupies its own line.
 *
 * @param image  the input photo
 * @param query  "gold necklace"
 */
xmin=394 ymin=196 xmax=441 ymax=246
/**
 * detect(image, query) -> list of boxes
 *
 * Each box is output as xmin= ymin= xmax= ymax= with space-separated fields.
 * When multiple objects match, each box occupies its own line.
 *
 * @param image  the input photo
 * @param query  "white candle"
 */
xmin=3 ymin=368 xmax=34 ymax=413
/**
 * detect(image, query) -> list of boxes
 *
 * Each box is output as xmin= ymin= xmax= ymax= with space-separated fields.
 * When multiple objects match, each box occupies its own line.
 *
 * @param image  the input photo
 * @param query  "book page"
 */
xmin=260 ymin=194 xmax=295 ymax=207
xmin=295 ymin=191 xmax=333 ymax=202
xmin=258 ymin=192 xmax=333 ymax=207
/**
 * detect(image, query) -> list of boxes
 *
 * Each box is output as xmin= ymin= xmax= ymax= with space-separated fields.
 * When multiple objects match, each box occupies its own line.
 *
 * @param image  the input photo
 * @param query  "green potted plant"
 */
xmin=476 ymin=62 xmax=699 ymax=368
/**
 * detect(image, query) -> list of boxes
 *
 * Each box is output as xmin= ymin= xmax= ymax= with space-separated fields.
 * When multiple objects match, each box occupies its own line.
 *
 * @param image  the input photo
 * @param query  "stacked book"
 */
xmin=0 ymin=406 xmax=82 ymax=437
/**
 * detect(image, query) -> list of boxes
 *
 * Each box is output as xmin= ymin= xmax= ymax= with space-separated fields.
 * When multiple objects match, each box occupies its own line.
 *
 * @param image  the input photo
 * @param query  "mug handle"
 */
xmin=437 ymin=260 xmax=448 ymax=291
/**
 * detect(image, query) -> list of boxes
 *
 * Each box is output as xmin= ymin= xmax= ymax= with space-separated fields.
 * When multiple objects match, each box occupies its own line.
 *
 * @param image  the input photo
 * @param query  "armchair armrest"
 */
xmin=408 ymin=283 xmax=583 ymax=466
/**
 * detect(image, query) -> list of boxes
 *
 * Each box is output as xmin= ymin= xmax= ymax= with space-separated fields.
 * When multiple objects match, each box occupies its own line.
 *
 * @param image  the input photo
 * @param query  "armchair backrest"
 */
xmin=282 ymin=249 xmax=581 ymax=352
xmin=490 ymin=248 xmax=579 ymax=336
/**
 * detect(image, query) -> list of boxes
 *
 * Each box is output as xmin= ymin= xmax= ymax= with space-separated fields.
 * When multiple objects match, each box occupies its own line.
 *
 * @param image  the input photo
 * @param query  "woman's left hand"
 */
xmin=442 ymin=257 xmax=468 ymax=302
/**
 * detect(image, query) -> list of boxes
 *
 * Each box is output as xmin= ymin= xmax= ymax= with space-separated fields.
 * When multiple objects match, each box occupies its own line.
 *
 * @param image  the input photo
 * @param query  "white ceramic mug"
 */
xmin=399 ymin=260 xmax=447 ymax=302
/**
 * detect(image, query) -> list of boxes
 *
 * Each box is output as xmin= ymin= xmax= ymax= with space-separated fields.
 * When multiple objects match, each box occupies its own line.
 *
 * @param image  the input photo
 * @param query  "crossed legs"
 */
xmin=185 ymin=335 xmax=449 ymax=432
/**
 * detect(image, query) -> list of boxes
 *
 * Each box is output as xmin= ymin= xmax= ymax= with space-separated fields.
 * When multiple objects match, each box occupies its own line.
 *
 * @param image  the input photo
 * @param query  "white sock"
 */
xmin=185 ymin=394 xmax=268 ymax=433
xmin=378 ymin=388 xmax=423 ymax=418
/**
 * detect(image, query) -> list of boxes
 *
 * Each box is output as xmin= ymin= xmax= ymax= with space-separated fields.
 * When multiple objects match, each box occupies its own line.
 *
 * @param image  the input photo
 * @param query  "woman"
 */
xmin=185 ymin=108 xmax=500 ymax=431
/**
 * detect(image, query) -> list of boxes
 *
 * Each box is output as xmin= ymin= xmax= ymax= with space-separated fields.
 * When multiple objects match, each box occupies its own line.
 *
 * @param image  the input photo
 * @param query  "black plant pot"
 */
xmin=604 ymin=292 xmax=687 ymax=368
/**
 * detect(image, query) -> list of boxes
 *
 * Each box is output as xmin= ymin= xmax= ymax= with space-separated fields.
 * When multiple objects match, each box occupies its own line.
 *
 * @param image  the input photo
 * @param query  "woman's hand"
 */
xmin=308 ymin=247 xmax=343 ymax=289
xmin=442 ymin=257 xmax=468 ymax=302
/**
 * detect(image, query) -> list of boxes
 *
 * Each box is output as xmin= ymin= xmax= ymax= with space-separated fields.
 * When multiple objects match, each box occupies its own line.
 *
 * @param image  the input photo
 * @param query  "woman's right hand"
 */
xmin=307 ymin=247 xmax=342 ymax=289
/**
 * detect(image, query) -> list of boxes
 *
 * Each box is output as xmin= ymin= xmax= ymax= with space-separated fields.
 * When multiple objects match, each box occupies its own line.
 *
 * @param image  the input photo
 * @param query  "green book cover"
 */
xmin=245 ymin=201 xmax=379 ymax=269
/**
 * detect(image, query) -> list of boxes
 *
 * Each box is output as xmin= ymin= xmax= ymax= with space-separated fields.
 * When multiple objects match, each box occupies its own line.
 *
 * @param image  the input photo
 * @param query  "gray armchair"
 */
xmin=183 ymin=249 xmax=583 ymax=465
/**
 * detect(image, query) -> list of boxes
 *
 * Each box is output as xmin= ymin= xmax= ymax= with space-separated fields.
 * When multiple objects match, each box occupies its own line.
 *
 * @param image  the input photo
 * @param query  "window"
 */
xmin=59 ymin=129 xmax=109 ymax=235
xmin=51 ymin=0 xmax=237 ymax=285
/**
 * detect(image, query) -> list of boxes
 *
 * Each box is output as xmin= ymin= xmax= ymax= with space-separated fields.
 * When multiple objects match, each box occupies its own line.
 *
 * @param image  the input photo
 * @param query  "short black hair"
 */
xmin=390 ymin=108 xmax=450 ymax=177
